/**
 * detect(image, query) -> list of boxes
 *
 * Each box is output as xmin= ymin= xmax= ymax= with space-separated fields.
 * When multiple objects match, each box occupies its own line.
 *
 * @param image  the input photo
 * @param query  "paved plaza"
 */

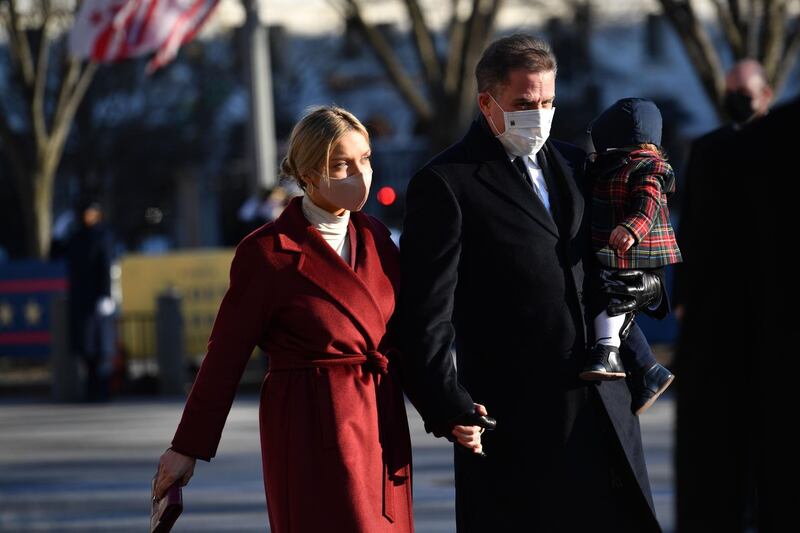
xmin=0 ymin=392 xmax=675 ymax=532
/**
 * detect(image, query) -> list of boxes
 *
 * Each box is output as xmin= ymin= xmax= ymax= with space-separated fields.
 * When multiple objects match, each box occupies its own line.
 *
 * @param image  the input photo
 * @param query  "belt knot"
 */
xmin=365 ymin=349 xmax=389 ymax=374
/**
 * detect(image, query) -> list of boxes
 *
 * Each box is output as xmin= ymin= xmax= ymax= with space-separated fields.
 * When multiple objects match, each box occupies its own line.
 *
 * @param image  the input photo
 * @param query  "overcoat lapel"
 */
xmin=465 ymin=118 xmax=558 ymax=237
xmin=466 ymin=116 xmax=586 ymax=240
xmin=274 ymin=197 xmax=389 ymax=348
xmin=539 ymin=143 xmax=585 ymax=240
xmin=476 ymin=158 xmax=561 ymax=238
xmin=350 ymin=211 xmax=398 ymax=324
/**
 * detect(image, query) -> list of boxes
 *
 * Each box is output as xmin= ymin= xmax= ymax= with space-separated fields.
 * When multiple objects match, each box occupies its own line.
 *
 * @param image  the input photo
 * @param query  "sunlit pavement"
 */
xmin=0 ymin=392 xmax=674 ymax=532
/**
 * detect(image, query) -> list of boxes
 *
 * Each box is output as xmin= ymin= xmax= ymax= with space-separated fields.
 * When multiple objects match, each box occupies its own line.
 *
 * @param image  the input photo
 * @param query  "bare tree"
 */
xmin=336 ymin=0 xmax=503 ymax=150
xmin=658 ymin=0 xmax=800 ymax=118
xmin=0 ymin=0 xmax=97 ymax=259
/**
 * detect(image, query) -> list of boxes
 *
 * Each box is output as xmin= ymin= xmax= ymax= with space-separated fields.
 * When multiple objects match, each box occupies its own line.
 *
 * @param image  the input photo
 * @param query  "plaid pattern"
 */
xmin=590 ymin=148 xmax=683 ymax=268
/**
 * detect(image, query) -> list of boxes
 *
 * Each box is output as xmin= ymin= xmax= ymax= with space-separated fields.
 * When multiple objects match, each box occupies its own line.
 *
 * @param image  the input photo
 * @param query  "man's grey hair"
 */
xmin=475 ymin=34 xmax=558 ymax=95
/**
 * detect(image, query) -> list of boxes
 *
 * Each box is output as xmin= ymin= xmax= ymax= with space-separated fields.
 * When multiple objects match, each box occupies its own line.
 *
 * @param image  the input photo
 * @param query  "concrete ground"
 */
xmin=0 ymin=391 xmax=675 ymax=532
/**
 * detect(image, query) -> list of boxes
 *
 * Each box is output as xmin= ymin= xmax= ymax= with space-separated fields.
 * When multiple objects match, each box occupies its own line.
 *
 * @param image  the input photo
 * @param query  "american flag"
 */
xmin=69 ymin=0 xmax=220 ymax=73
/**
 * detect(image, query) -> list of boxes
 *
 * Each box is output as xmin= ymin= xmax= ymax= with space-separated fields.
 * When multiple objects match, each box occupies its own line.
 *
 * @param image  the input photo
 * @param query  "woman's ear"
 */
xmin=304 ymin=168 xmax=325 ymax=189
xmin=298 ymin=169 xmax=315 ymax=190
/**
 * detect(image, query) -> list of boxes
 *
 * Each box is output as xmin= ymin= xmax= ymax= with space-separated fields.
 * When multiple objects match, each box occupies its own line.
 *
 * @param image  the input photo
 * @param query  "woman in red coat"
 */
xmin=152 ymin=106 xmax=484 ymax=532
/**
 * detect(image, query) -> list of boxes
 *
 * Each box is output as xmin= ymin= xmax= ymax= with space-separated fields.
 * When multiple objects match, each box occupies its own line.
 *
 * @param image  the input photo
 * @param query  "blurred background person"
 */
xmin=673 ymin=82 xmax=795 ymax=532
xmin=673 ymin=59 xmax=774 ymax=319
xmin=722 ymin=59 xmax=775 ymax=124
xmin=237 ymin=183 xmax=303 ymax=237
xmin=65 ymin=197 xmax=117 ymax=403
xmin=671 ymin=61 xmax=774 ymax=527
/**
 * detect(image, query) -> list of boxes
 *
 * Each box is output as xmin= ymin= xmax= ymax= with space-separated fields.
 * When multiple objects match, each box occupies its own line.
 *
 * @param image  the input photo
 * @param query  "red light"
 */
xmin=377 ymin=186 xmax=397 ymax=206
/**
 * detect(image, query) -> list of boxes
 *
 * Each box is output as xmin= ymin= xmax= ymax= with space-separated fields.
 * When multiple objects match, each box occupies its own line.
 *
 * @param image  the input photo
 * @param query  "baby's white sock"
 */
xmin=594 ymin=310 xmax=626 ymax=347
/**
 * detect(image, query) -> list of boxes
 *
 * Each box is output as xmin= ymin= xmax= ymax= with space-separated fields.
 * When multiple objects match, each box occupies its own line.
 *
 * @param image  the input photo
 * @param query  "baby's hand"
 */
xmin=610 ymin=225 xmax=635 ymax=254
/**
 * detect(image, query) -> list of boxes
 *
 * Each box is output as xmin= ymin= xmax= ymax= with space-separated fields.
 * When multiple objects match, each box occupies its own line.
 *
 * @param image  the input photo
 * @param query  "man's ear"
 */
xmin=477 ymin=92 xmax=492 ymax=117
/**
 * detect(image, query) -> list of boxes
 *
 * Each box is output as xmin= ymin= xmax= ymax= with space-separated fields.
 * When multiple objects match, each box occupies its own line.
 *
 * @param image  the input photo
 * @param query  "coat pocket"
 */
xmin=312 ymin=368 xmax=338 ymax=449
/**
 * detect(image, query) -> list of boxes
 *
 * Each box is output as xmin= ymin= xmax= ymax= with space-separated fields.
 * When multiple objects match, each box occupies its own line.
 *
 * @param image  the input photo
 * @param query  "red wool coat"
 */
xmin=170 ymin=196 xmax=413 ymax=533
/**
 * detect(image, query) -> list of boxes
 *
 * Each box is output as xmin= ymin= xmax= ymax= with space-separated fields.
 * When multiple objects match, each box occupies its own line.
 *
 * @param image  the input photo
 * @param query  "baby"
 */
xmin=579 ymin=97 xmax=682 ymax=415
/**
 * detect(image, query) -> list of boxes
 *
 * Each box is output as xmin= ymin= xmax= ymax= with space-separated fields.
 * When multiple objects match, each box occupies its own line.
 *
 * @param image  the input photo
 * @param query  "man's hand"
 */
xmin=604 ymin=269 xmax=662 ymax=316
xmin=451 ymin=403 xmax=496 ymax=456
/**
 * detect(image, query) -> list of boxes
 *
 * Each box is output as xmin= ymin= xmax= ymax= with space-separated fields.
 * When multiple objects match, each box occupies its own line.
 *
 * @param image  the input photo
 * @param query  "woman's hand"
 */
xmin=451 ymin=404 xmax=489 ymax=455
xmin=609 ymin=225 xmax=635 ymax=254
xmin=153 ymin=448 xmax=196 ymax=501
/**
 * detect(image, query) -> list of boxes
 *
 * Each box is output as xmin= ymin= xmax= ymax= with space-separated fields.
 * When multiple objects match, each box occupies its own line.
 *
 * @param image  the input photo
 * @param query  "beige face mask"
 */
xmin=308 ymin=168 xmax=373 ymax=212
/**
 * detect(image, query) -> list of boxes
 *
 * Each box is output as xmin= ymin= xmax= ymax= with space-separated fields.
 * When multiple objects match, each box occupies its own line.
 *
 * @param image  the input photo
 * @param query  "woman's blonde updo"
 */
xmin=279 ymin=106 xmax=370 ymax=191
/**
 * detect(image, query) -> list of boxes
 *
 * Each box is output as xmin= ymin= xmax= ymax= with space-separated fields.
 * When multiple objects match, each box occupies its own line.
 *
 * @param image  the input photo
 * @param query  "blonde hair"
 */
xmin=638 ymin=143 xmax=668 ymax=160
xmin=279 ymin=106 xmax=370 ymax=190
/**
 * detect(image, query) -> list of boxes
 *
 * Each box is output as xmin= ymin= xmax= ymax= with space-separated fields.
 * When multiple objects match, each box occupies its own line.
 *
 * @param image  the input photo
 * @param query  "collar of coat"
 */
xmin=590 ymin=147 xmax=676 ymax=193
xmin=272 ymin=195 xmax=396 ymax=348
xmin=459 ymin=114 xmax=585 ymax=240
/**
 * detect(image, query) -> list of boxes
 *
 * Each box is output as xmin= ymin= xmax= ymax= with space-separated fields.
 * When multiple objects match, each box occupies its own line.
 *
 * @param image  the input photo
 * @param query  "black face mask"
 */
xmin=723 ymin=91 xmax=755 ymax=123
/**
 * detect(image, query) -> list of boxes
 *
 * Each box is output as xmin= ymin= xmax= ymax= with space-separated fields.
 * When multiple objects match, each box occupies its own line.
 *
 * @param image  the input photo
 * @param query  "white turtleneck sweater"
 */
xmin=301 ymin=194 xmax=352 ymax=264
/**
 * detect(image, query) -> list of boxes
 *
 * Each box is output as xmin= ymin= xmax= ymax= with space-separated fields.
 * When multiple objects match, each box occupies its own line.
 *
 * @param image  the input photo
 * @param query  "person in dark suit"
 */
xmin=674 ymin=93 xmax=797 ymax=532
xmin=672 ymin=60 xmax=774 ymax=531
xmin=672 ymin=59 xmax=773 ymax=316
xmin=65 ymin=197 xmax=117 ymax=403
xmin=392 ymin=34 xmax=665 ymax=532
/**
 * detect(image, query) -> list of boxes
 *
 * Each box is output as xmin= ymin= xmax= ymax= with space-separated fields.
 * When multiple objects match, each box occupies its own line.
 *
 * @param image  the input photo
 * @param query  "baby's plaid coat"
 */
xmin=590 ymin=148 xmax=683 ymax=269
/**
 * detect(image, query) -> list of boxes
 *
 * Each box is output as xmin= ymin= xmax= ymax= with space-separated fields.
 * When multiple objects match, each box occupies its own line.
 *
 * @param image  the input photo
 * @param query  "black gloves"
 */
xmin=429 ymin=409 xmax=497 ymax=445
xmin=450 ymin=410 xmax=497 ymax=432
xmin=604 ymin=269 xmax=662 ymax=316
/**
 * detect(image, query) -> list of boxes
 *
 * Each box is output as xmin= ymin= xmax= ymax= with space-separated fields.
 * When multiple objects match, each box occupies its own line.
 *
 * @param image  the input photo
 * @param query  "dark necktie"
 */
xmin=514 ymin=155 xmax=552 ymax=217
xmin=513 ymin=156 xmax=534 ymax=190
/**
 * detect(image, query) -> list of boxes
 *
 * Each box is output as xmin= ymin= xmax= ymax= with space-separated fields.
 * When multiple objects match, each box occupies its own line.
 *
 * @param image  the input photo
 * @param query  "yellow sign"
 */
xmin=119 ymin=249 xmax=253 ymax=360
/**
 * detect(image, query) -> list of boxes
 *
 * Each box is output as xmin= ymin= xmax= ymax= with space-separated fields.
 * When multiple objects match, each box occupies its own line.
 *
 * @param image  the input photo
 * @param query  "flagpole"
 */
xmin=245 ymin=0 xmax=277 ymax=191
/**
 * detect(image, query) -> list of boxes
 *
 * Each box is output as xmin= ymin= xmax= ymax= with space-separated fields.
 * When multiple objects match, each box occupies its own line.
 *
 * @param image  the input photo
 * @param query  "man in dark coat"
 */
xmin=671 ymin=59 xmax=774 ymax=531
xmin=674 ymin=94 xmax=797 ymax=532
xmin=393 ymin=35 xmax=665 ymax=532
xmin=672 ymin=59 xmax=773 ymax=313
xmin=65 ymin=198 xmax=117 ymax=402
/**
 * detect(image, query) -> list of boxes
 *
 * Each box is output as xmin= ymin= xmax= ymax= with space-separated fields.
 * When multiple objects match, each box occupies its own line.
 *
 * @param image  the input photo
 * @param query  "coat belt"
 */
xmin=268 ymin=350 xmax=410 ymax=523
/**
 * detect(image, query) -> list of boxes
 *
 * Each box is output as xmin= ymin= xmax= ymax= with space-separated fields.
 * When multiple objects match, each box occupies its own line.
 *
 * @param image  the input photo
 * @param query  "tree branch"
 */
xmin=405 ymin=0 xmax=443 ymax=88
xmin=659 ymin=0 xmax=726 ymax=113
xmin=443 ymin=3 xmax=467 ymax=95
xmin=32 ymin=11 xmax=54 ymax=147
xmin=713 ymin=0 xmax=746 ymax=57
xmin=746 ymin=0 xmax=761 ymax=57
xmin=7 ymin=0 xmax=36 ymax=88
xmin=760 ymin=0 xmax=786 ymax=82
xmin=343 ymin=0 xmax=432 ymax=121
xmin=52 ymin=52 xmax=82 ymax=131
xmin=45 ymin=61 xmax=98 ymax=181
xmin=726 ymin=0 xmax=743 ymax=29
xmin=457 ymin=0 xmax=501 ymax=101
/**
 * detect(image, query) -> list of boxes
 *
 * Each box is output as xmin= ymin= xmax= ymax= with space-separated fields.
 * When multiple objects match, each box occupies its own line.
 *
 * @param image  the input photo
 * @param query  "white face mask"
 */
xmin=487 ymin=93 xmax=555 ymax=157
xmin=310 ymin=168 xmax=372 ymax=212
